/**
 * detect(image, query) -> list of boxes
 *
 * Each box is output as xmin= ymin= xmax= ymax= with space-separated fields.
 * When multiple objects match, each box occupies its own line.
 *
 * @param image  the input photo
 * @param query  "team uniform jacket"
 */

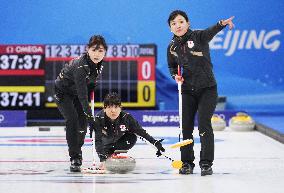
xmin=167 ymin=22 xmax=225 ymax=92
xmin=54 ymin=53 xmax=103 ymax=117
xmin=94 ymin=110 xmax=156 ymax=157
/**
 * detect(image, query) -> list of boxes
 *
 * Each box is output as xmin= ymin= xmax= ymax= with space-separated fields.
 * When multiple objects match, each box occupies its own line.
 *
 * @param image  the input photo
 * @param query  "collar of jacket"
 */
xmin=173 ymin=29 xmax=193 ymax=45
xmin=86 ymin=53 xmax=99 ymax=75
xmin=105 ymin=112 xmax=120 ymax=127
xmin=104 ymin=111 xmax=128 ymax=126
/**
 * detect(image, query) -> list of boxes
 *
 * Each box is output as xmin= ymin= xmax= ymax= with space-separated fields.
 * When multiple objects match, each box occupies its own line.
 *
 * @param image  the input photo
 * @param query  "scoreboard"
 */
xmin=0 ymin=44 xmax=156 ymax=109
xmin=0 ymin=45 xmax=45 ymax=109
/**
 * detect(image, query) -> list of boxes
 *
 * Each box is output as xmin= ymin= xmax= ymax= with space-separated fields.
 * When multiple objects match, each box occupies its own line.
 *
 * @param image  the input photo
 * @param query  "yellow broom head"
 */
xmin=171 ymin=160 xmax=183 ymax=169
xmin=170 ymin=139 xmax=193 ymax=148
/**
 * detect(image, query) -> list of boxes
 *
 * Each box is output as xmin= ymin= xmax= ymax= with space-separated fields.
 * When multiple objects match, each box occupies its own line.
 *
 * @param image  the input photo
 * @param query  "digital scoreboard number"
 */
xmin=0 ymin=45 xmax=45 ymax=109
xmin=45 ymin=44 xmax=156 ymax=108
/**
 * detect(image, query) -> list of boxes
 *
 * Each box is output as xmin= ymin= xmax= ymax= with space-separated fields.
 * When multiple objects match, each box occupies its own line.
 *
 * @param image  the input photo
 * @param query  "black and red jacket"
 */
xmin=167 ymin=22 xmax=225 ymax=92
xmin=54 ymin=53 xmax=103 ymax=117
xmin=93 ymin=110 xmax=156 ymax=160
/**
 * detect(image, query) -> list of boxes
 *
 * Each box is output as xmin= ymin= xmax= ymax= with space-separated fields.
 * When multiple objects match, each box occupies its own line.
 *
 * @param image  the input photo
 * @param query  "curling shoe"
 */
xmin=179 ymin=162 xmax=194 ymax=175
xmin=70 ymin=158 xmax=82 ymax=172
xmin=201 ymin=164 xmax=213 ymax=176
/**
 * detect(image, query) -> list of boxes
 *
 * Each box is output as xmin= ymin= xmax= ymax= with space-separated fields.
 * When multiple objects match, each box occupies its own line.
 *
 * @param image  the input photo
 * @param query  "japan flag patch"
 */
xmin=187 ymin=41 xmax=194 ymax=48
xmin=120 ymin=125 xmax=127 ymax=131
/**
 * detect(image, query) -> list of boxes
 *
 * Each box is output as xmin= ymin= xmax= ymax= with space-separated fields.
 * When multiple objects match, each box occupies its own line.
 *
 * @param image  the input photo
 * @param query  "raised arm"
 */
xmin=198 ymin=16 xmax=235 ymax=43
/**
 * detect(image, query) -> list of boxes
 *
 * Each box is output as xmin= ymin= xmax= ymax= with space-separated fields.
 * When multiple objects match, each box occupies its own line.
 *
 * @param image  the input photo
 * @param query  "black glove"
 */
xmin=98 ymin=152 xmax=109 ymax=162
xmin=89 ymin=123 xmax=95 ymax=138
xmin=154 ymin=139 xmax=165 ymax=157
xmin=53 ymin=92 xmax=63 ymax=104
xmin=87 ymin=82 xmax=97 ymax=94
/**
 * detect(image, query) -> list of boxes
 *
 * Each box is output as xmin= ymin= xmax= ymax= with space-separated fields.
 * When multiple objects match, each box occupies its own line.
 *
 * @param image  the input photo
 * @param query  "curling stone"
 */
xmin=105 ymin=155 xmax=136 ymax=174
xmin=229 ymin=112 xmax=255 ymax=131
xmin=211 ymin=114 xmax=226 ymax=131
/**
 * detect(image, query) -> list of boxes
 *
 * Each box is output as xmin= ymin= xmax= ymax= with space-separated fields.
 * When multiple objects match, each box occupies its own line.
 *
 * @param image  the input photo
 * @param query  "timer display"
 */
xmin=0 ymin=45 xmax=45 ymax=109
xmin=0 ymin=92 xmax=41 ymax=107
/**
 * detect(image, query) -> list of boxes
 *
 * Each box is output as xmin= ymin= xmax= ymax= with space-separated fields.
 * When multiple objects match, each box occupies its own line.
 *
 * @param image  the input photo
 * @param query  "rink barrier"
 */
xmin=127 ymin=110 xmax=238 ymax=126
xmin=29 ymin=110 xmax=241 ymax=127
xmin=255 ymin=123 xmax=284 ymax=144
xmin=0 ymin=111 xmax=26 ymax=127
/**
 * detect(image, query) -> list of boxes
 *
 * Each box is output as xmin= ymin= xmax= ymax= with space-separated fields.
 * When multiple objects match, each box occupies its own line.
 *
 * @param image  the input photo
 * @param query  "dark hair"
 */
xmin=88 ymin=35 xmax=108 ymax=51
xmin=103 ymin=92 xmax=121 ymax=108
xmin=168 ymin=10 xmax=189 ymax=26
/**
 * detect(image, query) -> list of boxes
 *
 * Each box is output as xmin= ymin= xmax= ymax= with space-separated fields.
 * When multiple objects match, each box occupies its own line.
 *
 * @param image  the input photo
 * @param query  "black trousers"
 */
xmin=181 ymin=86 xmax=217 ymax=167
xmin=106 ymin=133 xmax=137 ymax=155
xmin=54 ymin=92 xmax=87 ymax=160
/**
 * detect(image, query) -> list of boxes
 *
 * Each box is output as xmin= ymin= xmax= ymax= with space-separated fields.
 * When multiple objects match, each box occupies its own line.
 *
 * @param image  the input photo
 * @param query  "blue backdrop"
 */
xmin=1 ymin=0 xmax=283 ymax=112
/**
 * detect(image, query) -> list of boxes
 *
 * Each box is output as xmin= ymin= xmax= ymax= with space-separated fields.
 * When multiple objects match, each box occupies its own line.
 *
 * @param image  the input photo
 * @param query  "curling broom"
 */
xmin=138 ymin=136 xmax=193 ymax=169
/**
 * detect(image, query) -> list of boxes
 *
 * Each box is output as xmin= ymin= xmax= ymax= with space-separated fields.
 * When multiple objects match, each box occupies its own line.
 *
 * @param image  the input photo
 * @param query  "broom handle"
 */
xmin=178 ymin=65 xmax=183 ymax=141
xmin=91 ymin=91 xmax=96 ymax=165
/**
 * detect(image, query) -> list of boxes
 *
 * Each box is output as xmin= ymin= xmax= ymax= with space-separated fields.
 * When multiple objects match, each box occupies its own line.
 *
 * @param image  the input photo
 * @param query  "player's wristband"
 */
xmin=219 ymin=20 xmax=225 ymax=27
